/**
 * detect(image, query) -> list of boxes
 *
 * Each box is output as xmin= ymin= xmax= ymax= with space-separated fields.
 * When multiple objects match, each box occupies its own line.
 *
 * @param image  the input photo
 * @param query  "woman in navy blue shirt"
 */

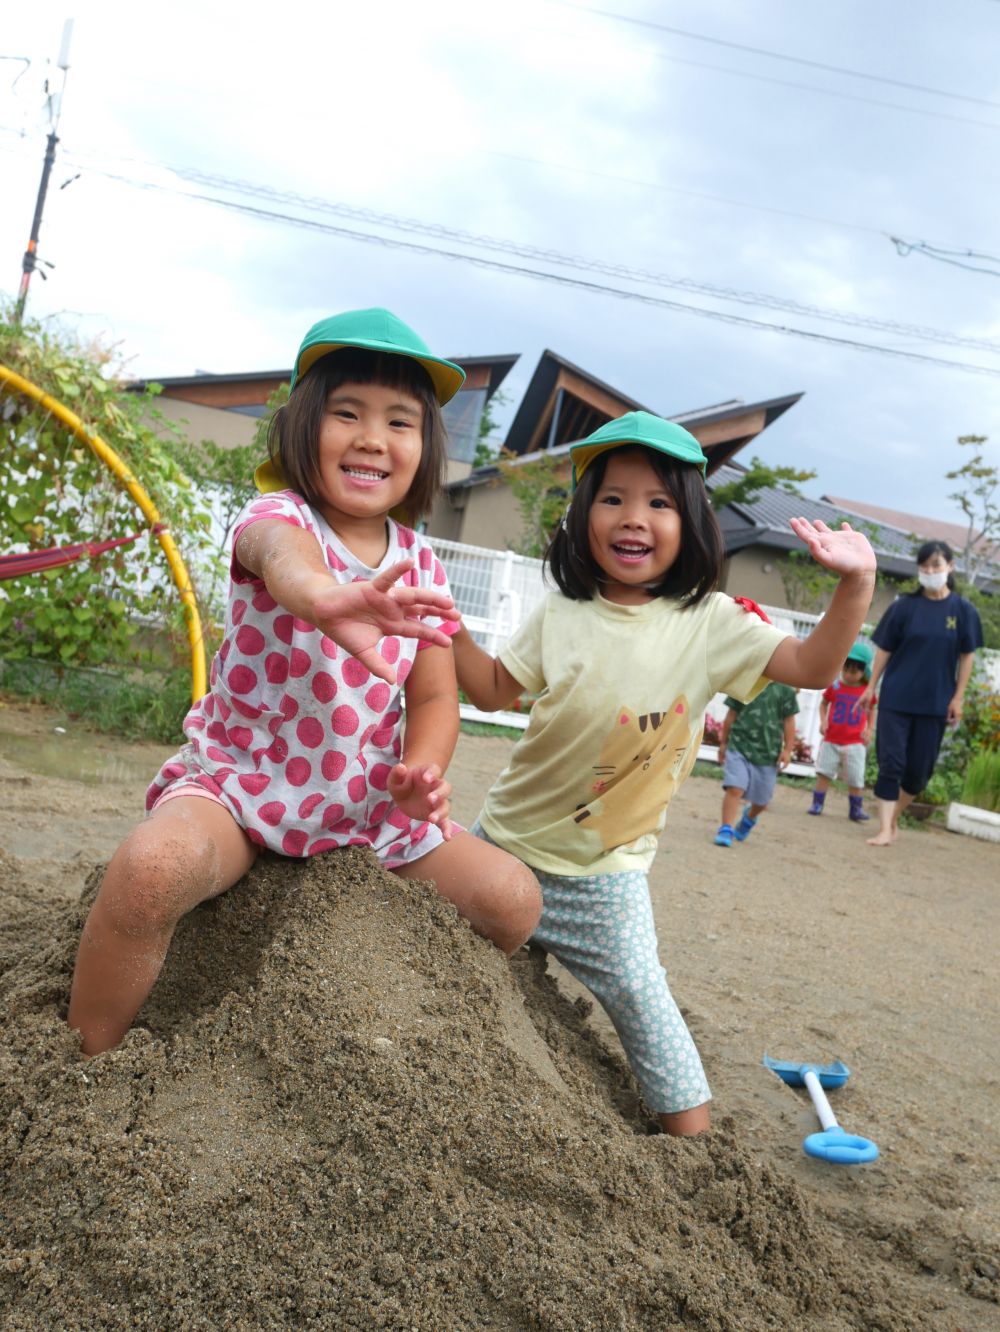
xmin=861 ymin=540 xmax=983 ymax=846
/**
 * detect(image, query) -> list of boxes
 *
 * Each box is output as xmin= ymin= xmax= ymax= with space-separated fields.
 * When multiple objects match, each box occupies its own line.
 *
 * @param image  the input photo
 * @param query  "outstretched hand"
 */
xmin=313 ymin=559 xmax=459 ymax=683
xmin=788 ymin=518 xmax=876 ymax=579
xmin=387 ymin=762 xmax=453 ymax=840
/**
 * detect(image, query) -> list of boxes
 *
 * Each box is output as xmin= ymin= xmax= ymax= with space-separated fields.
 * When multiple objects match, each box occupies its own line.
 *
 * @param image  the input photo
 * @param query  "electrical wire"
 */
xmin=158 ymin=162 xmax=1000 ymax=354
xmin=550 ymin=1 xmax=1000 ymax=112
xmin=62 ymin=164 xmax=1000 ymax=381
xmin=892 ymin=237 xmax=1000 ymax=278
xmin=534 ymin=20 xmax=1000 ymax=135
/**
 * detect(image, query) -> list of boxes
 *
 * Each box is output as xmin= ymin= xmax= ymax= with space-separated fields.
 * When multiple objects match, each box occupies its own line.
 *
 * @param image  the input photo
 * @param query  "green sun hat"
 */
xmin=291 ymin=307 xmax=465 ymax=401
xmin=255 ymin=307 xmax=465 ymax=496
xmin=845 ymin=639 xmax=874 ymax=679
xmin=569 ymin=410 xmax=708 ymax=489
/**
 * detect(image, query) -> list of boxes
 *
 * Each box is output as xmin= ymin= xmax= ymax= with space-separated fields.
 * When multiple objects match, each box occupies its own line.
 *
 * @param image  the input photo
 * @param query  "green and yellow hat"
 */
xmin=569 ymin=410 xmax=708 ymax=490
xmin=255 ymin=307 xmax=465 ymax=495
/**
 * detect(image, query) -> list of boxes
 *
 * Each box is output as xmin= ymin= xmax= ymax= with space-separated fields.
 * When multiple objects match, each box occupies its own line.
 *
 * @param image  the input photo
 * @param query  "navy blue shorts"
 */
xmin=873 ymin=708 xmax=947 ymax=802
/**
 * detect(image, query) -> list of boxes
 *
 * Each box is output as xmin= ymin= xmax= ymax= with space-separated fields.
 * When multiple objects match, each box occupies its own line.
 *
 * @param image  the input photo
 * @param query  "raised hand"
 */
xmin=788 ymin=518 xmax=877 ymax=579
xmin=387 ymin=762 xmax=453 ymax=839
xmin=312 ymin=559 xmax=459 ymax=683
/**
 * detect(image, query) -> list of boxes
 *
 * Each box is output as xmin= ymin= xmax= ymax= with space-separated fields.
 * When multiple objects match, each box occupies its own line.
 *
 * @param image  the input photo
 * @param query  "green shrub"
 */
xmin=1 ymin=657 xmax=191 ymax=744
xmin=960 ymin=750 xmax=1000 ymax=813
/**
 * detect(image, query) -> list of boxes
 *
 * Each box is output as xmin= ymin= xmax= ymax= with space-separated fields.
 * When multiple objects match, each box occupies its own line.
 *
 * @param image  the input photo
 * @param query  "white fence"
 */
xmin=429 ymin=534 xmax=1000 ymax=779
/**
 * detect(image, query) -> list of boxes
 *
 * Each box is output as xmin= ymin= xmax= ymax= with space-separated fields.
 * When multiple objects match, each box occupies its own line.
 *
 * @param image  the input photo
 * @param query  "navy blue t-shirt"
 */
xmin=872 ymin=592 xmax=983 ymax=716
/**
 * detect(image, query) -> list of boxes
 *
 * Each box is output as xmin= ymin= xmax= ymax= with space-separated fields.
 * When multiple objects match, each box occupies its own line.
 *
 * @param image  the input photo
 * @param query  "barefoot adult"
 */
xmin=862 ymin=541 xmax=982 ymax=847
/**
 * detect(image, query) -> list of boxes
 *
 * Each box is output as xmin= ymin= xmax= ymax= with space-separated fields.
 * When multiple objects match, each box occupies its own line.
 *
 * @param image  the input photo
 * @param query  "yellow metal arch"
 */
xmin=0 ymin=362 xmax=207 ymax=702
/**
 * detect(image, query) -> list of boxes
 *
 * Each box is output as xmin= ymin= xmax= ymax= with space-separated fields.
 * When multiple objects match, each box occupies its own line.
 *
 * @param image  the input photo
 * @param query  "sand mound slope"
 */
xmin=0 ymin=848 xmax=945 ymax=1330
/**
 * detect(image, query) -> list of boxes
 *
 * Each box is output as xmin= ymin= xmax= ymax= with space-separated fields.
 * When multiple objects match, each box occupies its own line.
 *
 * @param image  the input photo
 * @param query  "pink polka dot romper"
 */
xmin=146 ymin=491 xmax=458 ymax=865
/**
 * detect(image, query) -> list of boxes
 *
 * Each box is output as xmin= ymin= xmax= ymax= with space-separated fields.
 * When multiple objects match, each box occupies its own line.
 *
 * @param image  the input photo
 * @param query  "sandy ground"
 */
xmin=1 ymin=694 xmax=998 ymax=1330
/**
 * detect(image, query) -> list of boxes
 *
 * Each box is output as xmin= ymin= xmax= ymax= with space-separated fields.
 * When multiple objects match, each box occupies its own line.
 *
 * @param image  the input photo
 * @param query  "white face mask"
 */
xmin=918 ymin=569 xmax=949 ymax=591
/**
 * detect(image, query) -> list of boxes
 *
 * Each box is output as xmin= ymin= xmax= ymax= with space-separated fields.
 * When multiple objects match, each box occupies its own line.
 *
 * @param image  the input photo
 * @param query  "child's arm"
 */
xmin=451 ymin=624 xmax=525 ymax=712
xmin=818 ymin=699 xmax=830 ymax=737
xmin=765 ymin=519 xmax=876 ymax=688
xmin=778 ymin=714 xmax=797 ymax=770
xmin=388 ymin=645 xmax=459 ymax=839
xmin=716 ymin=708 xmax=737 ymax=763
xmin=235 ymin=521 xmax=458 ymax=683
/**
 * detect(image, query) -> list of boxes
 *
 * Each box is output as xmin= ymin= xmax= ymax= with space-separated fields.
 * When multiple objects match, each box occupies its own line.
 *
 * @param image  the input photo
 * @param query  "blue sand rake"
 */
xmin=763 ymin=1055 xmax=879 ymax=1165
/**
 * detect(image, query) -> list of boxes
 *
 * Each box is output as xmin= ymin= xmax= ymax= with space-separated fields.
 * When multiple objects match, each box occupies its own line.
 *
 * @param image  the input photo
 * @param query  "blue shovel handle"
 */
xmin=804 ymin=1127 xmax=880 ymax=1165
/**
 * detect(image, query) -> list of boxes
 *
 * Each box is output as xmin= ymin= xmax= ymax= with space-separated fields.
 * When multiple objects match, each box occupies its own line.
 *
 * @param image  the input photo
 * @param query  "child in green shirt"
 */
xmin=714 ymin=683 xmax=799 ymax=847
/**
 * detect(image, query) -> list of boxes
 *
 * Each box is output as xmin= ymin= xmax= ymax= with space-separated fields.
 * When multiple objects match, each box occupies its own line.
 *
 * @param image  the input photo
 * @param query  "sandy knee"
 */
xmin=97 ymin=824 xmax=221 ymax=938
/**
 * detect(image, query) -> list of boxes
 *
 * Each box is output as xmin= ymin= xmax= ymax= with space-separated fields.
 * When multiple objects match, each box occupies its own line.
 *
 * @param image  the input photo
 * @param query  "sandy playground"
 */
xmin=1 ymin=695 xmax=998 ymax=1330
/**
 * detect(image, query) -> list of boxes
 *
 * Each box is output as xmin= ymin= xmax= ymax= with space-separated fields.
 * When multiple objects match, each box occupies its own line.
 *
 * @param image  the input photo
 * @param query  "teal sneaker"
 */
xmin=714 ymin=824 xmax=734 ymax=847
xmin=734 ymin=807 xmax=758 ymax=842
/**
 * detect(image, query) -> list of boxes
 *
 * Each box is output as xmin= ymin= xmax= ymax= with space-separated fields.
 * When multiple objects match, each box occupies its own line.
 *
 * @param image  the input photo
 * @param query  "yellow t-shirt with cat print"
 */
xmin=479 ymin=591 xmax=790 ymax=876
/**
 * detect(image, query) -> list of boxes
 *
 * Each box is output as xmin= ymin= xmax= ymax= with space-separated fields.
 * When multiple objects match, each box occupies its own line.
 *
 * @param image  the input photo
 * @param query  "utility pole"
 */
xmin=13 ymin=19 xmax=74 ymax=324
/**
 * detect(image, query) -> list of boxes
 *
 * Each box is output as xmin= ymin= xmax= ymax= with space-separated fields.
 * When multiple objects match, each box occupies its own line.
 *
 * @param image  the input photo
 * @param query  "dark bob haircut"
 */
xmin=910 ymin=539 xmax=957 ymax=594
xmin=266 ymin=347 xmax=448 ymax=521
xmin=545 ymin=445 xmax=724 ymax=607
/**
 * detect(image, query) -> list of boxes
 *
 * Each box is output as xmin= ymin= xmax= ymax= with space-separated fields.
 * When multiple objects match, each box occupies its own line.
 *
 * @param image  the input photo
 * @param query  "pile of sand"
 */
xmin=0 ymin=845 xmax=967 ymax=1329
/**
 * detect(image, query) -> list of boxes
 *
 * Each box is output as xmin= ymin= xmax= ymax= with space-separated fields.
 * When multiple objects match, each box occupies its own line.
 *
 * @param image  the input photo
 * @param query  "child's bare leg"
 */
xmin=659 ymin=1103 xmax=711 ymax=1136
xmin=720 ymin=787 xmax=745 ymax=826
xmin=68 ymin=798 xmax=256 ymax=1055
xmin=813 ymin=775 xmax=830 ymax=794
xmin=395 ymin=831 xmax=541 ymax=956
xmin=746 ymin=803 xmax=767 ymax=819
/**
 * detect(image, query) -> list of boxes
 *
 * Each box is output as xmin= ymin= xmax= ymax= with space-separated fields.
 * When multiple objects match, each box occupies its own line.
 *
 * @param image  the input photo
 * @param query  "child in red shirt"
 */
xmin=808 ymin=641 xmax=876 ymax=821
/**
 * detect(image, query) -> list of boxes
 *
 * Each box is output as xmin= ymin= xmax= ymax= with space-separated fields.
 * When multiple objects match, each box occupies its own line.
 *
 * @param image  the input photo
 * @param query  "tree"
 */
xmin=945 ymin=433 xmax=1000 ymax=589
xmin=163 ymin=383 xmax=286 ymax=616
xmin=472 ymin=389 xmax=510 ymax=469
xmin=497 ymin=450 xmax=567 ymax=558
xmin=708 ymin=456 xmax=817 ymax=512
xmin=0 ymin=310 xmax=215 ymax=668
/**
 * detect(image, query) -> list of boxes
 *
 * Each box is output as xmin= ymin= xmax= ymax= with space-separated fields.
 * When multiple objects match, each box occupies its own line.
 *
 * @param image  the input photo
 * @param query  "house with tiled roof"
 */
xmin=426 ymin=349 xmax=802 ymax=547
xmin=711 ymin=464 xmax=999 ymax=616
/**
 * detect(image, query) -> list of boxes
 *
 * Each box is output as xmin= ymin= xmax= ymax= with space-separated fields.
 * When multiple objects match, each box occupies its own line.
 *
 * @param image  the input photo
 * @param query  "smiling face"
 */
xmin=314 ymin=380 xmax=423 ymax=532
xmin=587 ymin=451 xmax=683 ymax=604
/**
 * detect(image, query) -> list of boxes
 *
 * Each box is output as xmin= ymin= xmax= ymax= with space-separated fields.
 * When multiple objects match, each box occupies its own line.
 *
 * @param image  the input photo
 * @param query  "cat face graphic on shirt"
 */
xmin=573 ymin=699 xmax=699 ymax=851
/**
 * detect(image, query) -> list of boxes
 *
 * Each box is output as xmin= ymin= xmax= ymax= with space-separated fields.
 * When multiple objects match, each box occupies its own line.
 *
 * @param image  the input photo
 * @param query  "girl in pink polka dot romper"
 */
xmin=68 ymin=309 xmax=541 ymax=1055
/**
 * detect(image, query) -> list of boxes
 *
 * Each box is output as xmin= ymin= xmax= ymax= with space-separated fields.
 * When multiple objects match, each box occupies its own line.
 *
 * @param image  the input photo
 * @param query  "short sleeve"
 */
xmin=230 ymin=491 xmax=310 ymax=584
xmin=822 ymin=684 xmax=837 ymax=703
xmin=722 ymin=696 xmax=742 ymax=714
xmin=707 ymin=595 xmax=792 ymax=703
xmin=781 ymin=687 xmax=800 ymax=718
xmin=959 ymin=599 xmax=984 ymax=654
xmin=871 ymin=599 xmax=905 ymax=653
xmin=499 ymin=599 xmax=547 ymax=693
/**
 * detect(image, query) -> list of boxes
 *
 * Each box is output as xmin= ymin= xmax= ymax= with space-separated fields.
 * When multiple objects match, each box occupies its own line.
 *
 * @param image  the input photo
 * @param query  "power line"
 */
xmin=160 ymin=163 xmax=1000 ymax=354
xmin=62 ymin=164 xmax=1000 ymax=380
xmin=551 ymin=1 xmax=1000 ymax=112
xmin=536 ymin=19 xmax=1000 ymax=135
xmin=892 ymin=237 xmax=1000 ymax=277
xmin=3 ymin=123 xmax=992 ymax=260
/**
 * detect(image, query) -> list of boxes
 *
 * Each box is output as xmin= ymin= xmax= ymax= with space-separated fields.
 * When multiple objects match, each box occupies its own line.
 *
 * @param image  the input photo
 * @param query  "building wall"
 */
xmin=145 ymin=398 xmax=260 ymax=450
xmin=427 ymin=479 xmax=525 ymax=549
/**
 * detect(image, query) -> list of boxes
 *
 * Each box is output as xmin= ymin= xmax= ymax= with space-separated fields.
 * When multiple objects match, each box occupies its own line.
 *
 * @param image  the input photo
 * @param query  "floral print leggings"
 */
xmin=472 ymin=824 xmax=710 ymax=1115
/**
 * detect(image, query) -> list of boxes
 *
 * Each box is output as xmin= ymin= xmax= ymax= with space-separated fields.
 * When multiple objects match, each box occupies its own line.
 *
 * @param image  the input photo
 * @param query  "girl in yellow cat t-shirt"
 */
xmin=453 ymin=411 xmax=875 ymax=1137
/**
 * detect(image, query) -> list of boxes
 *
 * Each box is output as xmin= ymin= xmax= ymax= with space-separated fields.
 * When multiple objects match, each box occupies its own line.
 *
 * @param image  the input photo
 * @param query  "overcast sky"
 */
xmin=2 ymin=0 xmax=999 ymax=533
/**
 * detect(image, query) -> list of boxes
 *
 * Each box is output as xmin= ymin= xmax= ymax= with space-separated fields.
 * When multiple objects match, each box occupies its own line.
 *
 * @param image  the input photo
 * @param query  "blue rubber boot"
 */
xmin=808 ymin=789 xmax=826 ymax=816
xmin=734 ymin=807 xmax=758 ymax=842
xmin=849 ymin=794 xmax=871 ymax=822
xmin=714 ymin=824 xmax=734 ymax=848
